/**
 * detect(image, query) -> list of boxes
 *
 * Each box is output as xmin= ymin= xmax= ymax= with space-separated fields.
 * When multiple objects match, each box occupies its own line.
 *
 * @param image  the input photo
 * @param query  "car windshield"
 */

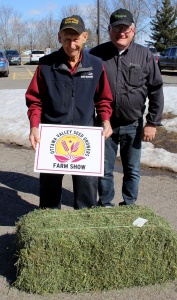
xmin=6 ymin=50 xmax=19 ymax=55
xmin=149 ymin=48 xmax=157 ymax=54
xmin=32 ymin=51 xmax=44 ymax=54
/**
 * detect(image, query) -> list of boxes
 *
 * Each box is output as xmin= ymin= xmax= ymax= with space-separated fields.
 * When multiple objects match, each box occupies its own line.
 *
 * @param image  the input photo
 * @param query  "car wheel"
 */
xmin=4 ymin=70 xmax=9 ymax=77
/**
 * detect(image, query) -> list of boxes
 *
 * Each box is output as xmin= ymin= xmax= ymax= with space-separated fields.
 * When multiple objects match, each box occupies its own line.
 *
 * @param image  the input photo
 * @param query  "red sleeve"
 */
xmin=26 ymin=65 xmax=44 ymax=128
xmin=94 ymin=65 xmax=113 ymax=121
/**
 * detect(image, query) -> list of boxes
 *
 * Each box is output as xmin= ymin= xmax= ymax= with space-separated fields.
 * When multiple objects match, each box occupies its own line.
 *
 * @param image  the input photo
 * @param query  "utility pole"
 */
xmin=17 ymin=34 xmax=20 ymax=53
xmin=97 ymin=0 xmax=100 ymax=45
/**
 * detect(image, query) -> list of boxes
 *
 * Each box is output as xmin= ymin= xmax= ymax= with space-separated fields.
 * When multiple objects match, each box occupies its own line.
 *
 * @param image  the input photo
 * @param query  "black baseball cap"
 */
xmin=110 ymin=8 xmax=134 ymax=27
xmin=59 ymin=15 xmax=85 ymax=34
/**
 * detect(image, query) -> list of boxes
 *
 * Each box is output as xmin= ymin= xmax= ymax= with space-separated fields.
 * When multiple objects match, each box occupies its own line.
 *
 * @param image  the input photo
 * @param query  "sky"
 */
xmin=4 ymin=0 xmax=94 ymax=19
xmin=3 ymin=0 xmax=148 ymax=45
xmin=1 ymin=86 xmax=177 ymax=173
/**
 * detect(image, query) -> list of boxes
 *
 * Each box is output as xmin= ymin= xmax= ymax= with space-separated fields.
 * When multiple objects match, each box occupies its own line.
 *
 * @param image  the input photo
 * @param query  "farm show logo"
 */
xmin=50 ymin=129 xmax=91 ymax=170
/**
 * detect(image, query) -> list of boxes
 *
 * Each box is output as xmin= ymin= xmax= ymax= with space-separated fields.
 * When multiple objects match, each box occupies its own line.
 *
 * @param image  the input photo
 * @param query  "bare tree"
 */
xmin=37 ymin=13 xmax=59 ymax=51
xmin=0 ymin=4 xmax=24 ymax=50
xmin=60 ymin=5 xmax=83 ymax=19
xmin=87 ymin=0 xmax=163 ymax=45
xmin=23 ymin=19 xmax=41 ymax=51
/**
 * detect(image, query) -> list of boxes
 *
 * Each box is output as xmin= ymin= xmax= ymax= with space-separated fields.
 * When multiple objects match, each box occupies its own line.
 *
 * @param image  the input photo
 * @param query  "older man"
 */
xmin=90 ymin=8 xmax=164 ymax=207
xmin=26 ymin=15 xmax=113 ymax=209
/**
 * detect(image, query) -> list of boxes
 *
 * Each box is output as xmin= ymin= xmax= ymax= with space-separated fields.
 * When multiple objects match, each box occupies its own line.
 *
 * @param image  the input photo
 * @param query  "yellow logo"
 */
xmin=65 ymin=18 xmax=79 ymax=25
xmin=50 ymin=131 xmax=91 ymax=163
xmin=55 ymin=135 xmax=85 ymax=162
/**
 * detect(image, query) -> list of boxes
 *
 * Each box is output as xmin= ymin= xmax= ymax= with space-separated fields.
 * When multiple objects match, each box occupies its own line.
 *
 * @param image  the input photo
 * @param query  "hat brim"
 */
xmin=59 ymin=26 xmax=83 ymax=34
xmin=111 ymin=20 xmax=132 ymax=27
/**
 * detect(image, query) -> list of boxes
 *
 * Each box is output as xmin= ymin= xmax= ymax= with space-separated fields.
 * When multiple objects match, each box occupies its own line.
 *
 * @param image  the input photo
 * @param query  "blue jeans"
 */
xmin=98 ymin=118 xmax=143 ymax=206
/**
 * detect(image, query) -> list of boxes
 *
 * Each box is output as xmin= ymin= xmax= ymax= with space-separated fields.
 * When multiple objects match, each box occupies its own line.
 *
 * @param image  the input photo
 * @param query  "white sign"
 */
xmin=34 ymin=124 xmax=104 ymax=176
xmin=133 ymin=218 xmax=148 ymax=227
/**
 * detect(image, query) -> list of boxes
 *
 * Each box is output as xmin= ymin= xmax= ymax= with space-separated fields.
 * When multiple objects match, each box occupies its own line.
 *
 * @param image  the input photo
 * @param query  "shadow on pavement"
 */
xmin=0 ymin=186 xmax=37 ymax=226
xmin=0 ymin=171 xmax=74 ymax=226
xmin=0 ymin=171 xmax=39 ymax=196
xmin=0 ymin=233 xmax=17 ymax=283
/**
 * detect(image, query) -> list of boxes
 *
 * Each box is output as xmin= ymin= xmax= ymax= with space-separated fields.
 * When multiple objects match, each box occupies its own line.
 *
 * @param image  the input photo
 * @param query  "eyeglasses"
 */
xmin=111 ymin=25 xmax=133 ymax=34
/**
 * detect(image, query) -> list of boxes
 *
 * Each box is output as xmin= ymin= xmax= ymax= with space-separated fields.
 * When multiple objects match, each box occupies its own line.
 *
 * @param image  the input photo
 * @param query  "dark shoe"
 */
xmin=119 ymin=201 xmax=127 ymax=206
xmin=119 ymin=201 xmax=135 ymax=206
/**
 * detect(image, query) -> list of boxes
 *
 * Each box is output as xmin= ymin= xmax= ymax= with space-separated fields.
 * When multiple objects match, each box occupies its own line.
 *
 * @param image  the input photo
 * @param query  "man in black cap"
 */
xmin=26 ymin=15 xmax=113 ymax=209
xmin=90 ymin=8 xmax=164 ymax=207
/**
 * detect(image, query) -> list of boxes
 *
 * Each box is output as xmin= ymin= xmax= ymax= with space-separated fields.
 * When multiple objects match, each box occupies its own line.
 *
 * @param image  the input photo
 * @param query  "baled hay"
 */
xmin=15 ymin=205 xmax=177 ymax=294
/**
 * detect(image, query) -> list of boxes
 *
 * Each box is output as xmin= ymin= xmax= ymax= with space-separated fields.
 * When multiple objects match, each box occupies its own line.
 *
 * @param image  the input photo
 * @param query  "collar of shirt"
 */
xmin=118 ymin=49 xmax=125 ymax=55
xmin=118 ymin=47 xmax=130 ymax=56
xmin=68 ymin=52 xmax=82 ymax=75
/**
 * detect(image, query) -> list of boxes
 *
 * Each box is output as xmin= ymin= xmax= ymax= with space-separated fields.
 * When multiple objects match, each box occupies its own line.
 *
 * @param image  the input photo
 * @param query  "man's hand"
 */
xmin=102 ymin=120 xmax=113 ymax=139
xmin=142 ymin=124 xmax=156 ymax=142
xmin=29 ymin=127 xmax=40 ymax=150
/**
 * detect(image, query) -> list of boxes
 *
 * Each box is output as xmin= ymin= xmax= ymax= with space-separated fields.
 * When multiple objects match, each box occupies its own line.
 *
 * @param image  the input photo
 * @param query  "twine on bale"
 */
xmin=14 ymin=206 xmax=177 ymax=294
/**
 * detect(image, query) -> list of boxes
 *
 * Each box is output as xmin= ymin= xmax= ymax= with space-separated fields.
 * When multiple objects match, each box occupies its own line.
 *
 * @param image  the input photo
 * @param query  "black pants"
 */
xmin=39 ymin=173 xmax=98 ymax=209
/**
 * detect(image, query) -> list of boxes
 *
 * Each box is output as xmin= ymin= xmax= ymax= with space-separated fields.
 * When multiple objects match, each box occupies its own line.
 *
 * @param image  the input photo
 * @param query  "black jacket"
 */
xmin=90 ymin=42 xmax=164 ymax=126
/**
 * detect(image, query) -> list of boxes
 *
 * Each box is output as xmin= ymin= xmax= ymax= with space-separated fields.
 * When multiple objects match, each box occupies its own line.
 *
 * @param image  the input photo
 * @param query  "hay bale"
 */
xmin=14 ymin=206 xmax=177 ymax=294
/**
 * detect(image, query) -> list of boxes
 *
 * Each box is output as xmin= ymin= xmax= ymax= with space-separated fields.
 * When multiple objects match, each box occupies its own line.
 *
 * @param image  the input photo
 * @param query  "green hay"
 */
xmin=14 ymin=206 xmax=177 ymax=294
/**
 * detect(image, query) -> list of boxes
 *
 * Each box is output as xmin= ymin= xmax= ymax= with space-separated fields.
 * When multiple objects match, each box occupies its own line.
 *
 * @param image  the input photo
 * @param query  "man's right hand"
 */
xmin=29 ymin=127 xmax=40 ymax=150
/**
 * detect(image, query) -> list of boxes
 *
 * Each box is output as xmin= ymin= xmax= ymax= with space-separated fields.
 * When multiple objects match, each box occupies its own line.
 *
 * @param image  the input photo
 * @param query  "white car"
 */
xmin=21 ymin=50 xmax=31 ymax=55
xmin=30 ymin=50 xmax=45 ymax=64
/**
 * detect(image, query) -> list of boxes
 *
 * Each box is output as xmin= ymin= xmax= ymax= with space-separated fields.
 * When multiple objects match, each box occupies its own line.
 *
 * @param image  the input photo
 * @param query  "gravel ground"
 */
xmin=0 ymin=142 xmax=177 ymax=300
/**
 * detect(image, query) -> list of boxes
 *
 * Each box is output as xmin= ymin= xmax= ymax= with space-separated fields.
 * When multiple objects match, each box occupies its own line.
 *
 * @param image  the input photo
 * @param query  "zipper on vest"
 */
xmin=72 ymin=87 xmax=74 ymax=97
xmin=71 ymin=83 xmax=75 ymax=124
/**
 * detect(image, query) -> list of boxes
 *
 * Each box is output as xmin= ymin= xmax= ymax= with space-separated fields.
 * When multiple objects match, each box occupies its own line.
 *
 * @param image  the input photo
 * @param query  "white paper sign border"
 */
xmin=34 ymin=124 xmax=104 ymax=176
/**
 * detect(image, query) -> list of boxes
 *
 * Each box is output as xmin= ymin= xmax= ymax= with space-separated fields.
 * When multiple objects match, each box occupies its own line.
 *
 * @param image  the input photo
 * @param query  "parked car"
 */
xmin=21 ymin=50 xmax=31 ymax=55
xmin=148 ymin=46 xmax=159 ymax=63
xmin=30 ymin=50 xmax=45 ymax=64
xmin=5 ymin=49 xmax=21 ymax=65
xmin=0 ymin=50 xmax=9 ymax=77
xmin=148 ymin=46 xmax=158 ymax=54
xmin=158 ymin=46 xmax=177 ymax=71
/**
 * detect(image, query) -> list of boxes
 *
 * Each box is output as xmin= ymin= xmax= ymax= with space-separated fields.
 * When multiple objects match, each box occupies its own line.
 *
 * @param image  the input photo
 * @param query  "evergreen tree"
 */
xmin=150 ymin=0 xmax=177 ymax=52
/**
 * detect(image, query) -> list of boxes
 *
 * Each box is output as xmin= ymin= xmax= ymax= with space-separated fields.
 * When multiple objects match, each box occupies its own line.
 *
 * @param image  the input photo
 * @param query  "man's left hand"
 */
xmin=143 ymin=124 xmax=157 ymax=141
xmin=102 ymin=120 xmax=113 ymax=139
